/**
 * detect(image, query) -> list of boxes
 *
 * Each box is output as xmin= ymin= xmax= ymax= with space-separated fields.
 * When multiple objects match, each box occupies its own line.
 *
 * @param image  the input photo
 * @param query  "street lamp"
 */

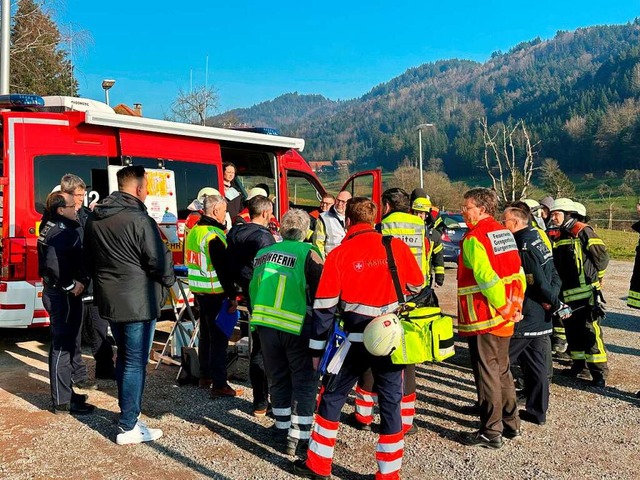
xmin=416 ymin=123 xmax=435 ymax=189
xmin=101 ymin=79 xmax=116 ymax=106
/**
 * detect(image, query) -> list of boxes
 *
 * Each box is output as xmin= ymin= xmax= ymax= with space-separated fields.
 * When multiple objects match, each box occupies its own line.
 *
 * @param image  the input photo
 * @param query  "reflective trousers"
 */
xmin=305 ymin=342 xmax=404 ymax=480
xmin=258 ymin=326 xmax=318 ymax=444
xmin=356 ymin=364 xmax=416 ymax=433
xmin=565 ymin=299 xmax=608 ymax=376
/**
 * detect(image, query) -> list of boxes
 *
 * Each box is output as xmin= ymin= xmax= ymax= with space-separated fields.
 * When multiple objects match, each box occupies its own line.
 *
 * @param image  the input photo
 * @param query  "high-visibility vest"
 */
xmin=457 ymin=217 xmax=525 ymax=336
xmin=249 ymin=240 xmax=317 ymax=335
xmin=185 ymin=224 xmax=226 ymax=294
xmin=318 ymin=209 xmax=346 ymax=255
xmin=381 ymin=211 xmax=427 ymax=286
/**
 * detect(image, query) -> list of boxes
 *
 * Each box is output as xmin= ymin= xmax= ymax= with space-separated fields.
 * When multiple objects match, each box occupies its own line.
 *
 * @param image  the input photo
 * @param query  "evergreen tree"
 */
xmin=10 ymin=0 xmax=78 ymax=95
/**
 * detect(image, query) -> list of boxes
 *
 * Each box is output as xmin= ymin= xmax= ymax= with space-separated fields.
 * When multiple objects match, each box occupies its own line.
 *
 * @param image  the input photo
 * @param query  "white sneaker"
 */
xmin=116 ymin=420 xmax=163 ymax=445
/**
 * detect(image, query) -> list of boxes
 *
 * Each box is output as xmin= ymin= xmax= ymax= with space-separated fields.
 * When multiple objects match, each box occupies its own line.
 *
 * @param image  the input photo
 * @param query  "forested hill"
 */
xmin=214 ymin=93 xmax=344 ymax=128
xmin=211 ymin=21 xmax=640 ymax=177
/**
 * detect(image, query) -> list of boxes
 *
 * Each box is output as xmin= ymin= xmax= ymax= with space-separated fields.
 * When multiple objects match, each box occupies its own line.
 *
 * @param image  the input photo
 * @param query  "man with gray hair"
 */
xmin=250 ymin=209 xmax=324 ymax=456
xmin=185 ymin=193 xmax=240 ymax=398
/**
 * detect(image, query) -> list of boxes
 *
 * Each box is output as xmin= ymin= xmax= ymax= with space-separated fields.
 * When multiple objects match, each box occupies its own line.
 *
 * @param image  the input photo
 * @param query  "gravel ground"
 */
xmin=0 ymin=260 xmax=639 ymax=479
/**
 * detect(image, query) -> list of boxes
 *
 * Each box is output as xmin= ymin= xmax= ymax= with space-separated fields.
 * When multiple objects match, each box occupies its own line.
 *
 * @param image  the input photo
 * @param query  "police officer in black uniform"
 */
xmin=38 ymin=192 xmax=94 ymax=414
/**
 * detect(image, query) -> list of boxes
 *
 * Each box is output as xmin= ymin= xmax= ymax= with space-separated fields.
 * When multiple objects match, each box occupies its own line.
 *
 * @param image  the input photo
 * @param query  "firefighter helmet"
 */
xmin=412 ymin=197 xmax=432 ymax=212
xmin=574 ymin=202 xmax=586 ymax=218
xmin=197 ymin=187 xmax=220 ymax=200
xmin=363 ymin=313 xmax=402 ymax=356
xmin=523 ymin=198 xmax=540 ymax=211
xmin=246 ymin=187 xmax=268 ymax=200
xmin=550 ymin=197 xmax=577 ymax=213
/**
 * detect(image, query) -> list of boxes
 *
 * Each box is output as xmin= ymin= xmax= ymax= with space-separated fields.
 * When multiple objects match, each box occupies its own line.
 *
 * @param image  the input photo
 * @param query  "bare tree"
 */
xmin=389 ymin=165 xmax=467 ymax=211
xmin=598 ymin=183 xmax=616 ymax=230
xmin=480 ymin=118 xmax=539 ymax=203
xmin=166 ymin=85 xmax=219 ymax=126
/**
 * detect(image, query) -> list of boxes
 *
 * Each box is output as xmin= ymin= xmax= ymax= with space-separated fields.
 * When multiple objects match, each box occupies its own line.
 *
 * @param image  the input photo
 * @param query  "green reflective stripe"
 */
xmin=433 ymin=243 xmax=443 ymax=254
xmin=189 ymin=278 xmax=223 ymax=289
xmin=585 ymin=353 xmax=608 ymax=363
xmin=434 ymin=266 xmax=445 ymax=274
xmin=554 ymin=239 xmax=574 ymax=246
xmin=458 ymin=284 xmax=482 ymax=295
xmin=252 ymin=305 xmax=305 ymax=322
xmin=628 ymin=290 xmax=640 ymax=308
xmin=570 ymin=351 xmax=586 ymax=360
xmin=589 ymin=319 xmax=608 ymax=364
xmin=563 ymin=291 xmax=593 ymax=302
xmin=274 ymin=274 xmax=287 ymax=309
xmin=587 ymin=238 xmax=605 ymax=247
xmin=251 ymin=306 xmax=305 ymax=335
xmin=562 ymin=281 xmax=599 ymax=302
xmin=598 ymin=270 xmax=606 ymax=278
xmin=477 ymin=274 xmax=500 ymax=291
xmin=457 ymin=315 xmax=505 ymax=333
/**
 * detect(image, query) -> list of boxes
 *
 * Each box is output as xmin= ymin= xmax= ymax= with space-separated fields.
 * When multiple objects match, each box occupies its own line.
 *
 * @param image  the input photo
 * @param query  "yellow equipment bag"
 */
xmin=391 ymin=306 xmax=455 ymax=365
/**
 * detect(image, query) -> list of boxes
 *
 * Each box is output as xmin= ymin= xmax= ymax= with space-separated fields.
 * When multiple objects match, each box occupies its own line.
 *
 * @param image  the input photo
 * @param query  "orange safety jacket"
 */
xmin=457 ymin=217 xmax=526 ymax=337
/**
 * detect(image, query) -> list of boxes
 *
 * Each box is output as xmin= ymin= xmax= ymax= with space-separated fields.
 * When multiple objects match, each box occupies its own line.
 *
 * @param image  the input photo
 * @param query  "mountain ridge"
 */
xmin=211 ymin=20 xmax=640 ymax=177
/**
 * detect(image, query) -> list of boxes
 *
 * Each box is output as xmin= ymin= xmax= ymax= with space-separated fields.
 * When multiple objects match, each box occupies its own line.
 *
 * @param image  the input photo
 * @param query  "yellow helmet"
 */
xmin=412 ymin=197 xmax=432 ymax=212
xmin=523 ymin=198 xmax=540 ymax=210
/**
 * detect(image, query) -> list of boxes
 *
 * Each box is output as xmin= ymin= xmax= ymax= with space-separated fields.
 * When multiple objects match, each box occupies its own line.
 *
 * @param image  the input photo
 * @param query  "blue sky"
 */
xmin=59 ymin=1 xmax=639 ymax=120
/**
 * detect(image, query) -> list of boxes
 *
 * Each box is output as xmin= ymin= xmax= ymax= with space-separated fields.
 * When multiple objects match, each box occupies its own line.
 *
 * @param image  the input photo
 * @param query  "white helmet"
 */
xmin=550 ymin=197 xmax=577 ymax=213
xmin=197 ymin=187 xmax=220 ymax=200
xmin=574 ymin=202 xmax=586 ymax=218
xmin=246 ymin=187 xmax=268 ymax=200
xmin=363 ymin=313 xmax=402 ymax=356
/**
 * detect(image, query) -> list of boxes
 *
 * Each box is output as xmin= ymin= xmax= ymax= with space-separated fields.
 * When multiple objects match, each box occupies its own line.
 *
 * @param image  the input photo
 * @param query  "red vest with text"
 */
xmin=457 ymin=217 xmax=524 ymax=337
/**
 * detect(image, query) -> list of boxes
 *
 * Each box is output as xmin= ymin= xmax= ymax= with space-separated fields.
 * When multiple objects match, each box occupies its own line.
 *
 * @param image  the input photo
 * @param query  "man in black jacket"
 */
xmin=227 ymin=195 xmax=275 ymax=416
xmin=85 ymin=165 xmax=175 ymax=445
xmin=503 ymin=206 xmax=566 ymax=426
xmin=38 ymin=192 xmax=94 ymax=415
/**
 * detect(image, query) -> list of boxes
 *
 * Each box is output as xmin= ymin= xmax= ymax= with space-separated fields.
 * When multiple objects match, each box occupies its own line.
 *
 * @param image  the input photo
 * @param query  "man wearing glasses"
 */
xmin=312 ymin=191 xmax=352 ymax=257
xmin=457 ymin=188 xmax=525 ymax=449
xmin=308 ymin=194 xmax=335 ymax=235
xmin=38 ymin=192 xmax=94 ymax=415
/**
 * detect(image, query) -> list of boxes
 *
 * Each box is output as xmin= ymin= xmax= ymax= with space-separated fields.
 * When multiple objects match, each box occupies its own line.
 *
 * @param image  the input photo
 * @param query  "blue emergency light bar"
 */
xmin=0 ymin=94 xmax=45 ymax=110
xmin=230 ymin=126 xmax=280 ymax=136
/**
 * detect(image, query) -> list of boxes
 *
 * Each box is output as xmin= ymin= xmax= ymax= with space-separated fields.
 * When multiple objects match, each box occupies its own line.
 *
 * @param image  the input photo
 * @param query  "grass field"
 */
xmin=595 ymin=228 xmax=638 ymax=261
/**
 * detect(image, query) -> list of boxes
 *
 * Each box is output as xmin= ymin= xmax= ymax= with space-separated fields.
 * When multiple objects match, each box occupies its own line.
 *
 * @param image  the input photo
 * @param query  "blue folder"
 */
xmin=215 ymin=299 xmax=240 ymax=338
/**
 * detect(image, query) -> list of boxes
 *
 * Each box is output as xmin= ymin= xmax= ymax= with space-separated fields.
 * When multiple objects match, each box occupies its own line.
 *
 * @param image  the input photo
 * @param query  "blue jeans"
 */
xmin=110 ymin=320 xmax=156 ymax=431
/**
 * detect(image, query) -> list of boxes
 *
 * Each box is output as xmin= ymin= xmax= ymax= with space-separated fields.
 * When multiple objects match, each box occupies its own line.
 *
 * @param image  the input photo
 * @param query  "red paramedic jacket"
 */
xmin=309 ymin=223 xmax=424 ymax=356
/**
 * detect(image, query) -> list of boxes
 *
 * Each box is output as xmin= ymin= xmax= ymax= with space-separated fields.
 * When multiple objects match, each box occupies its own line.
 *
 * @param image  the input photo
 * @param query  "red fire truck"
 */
xmin=0 ymin=94 xmax=381 ymax=328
